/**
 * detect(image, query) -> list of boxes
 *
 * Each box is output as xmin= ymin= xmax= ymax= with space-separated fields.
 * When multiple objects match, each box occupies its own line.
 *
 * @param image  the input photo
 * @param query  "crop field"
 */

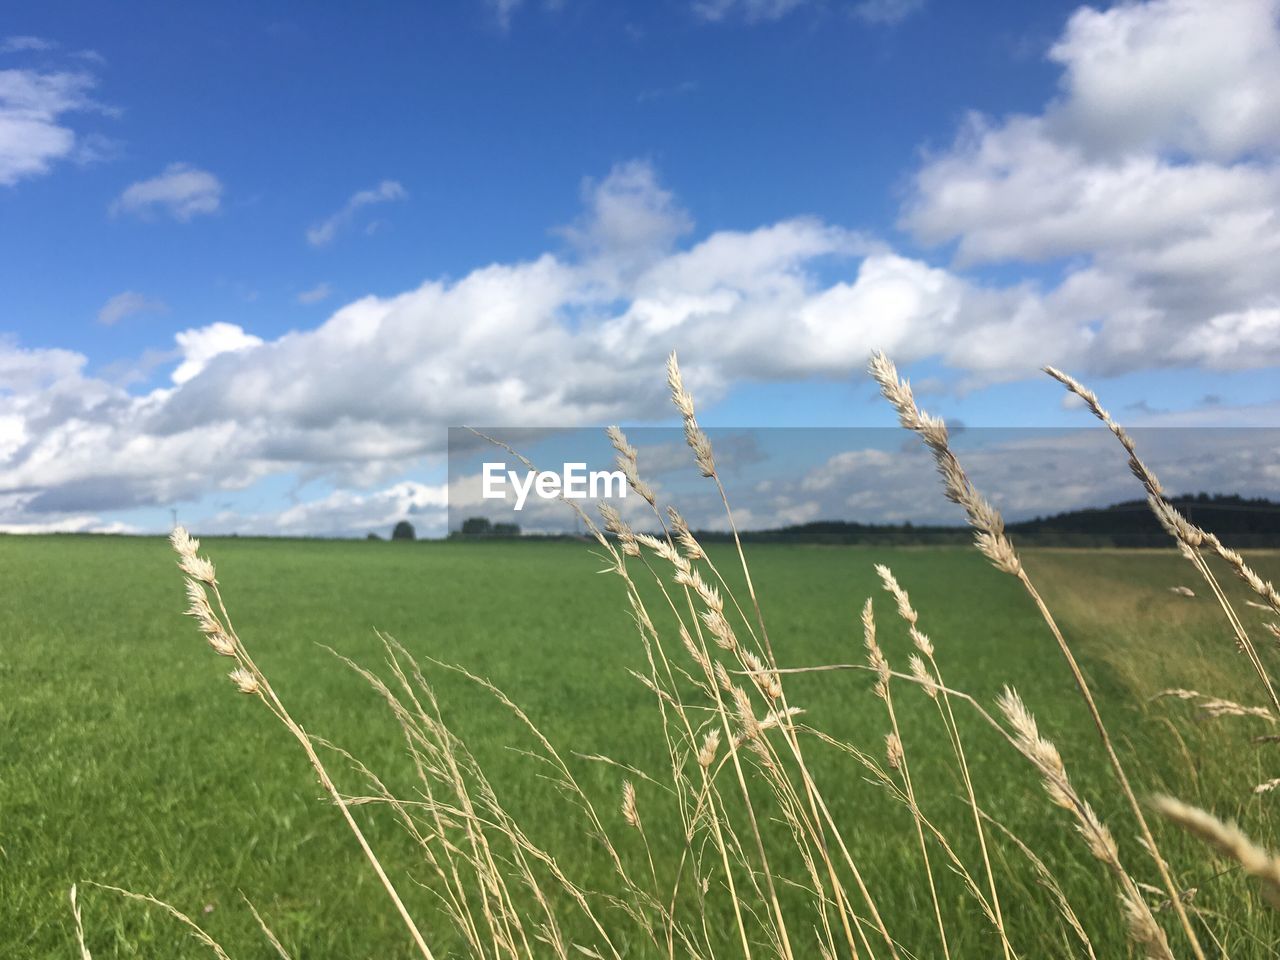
xmin=4 ymin=533 xmax=1280 ymax=958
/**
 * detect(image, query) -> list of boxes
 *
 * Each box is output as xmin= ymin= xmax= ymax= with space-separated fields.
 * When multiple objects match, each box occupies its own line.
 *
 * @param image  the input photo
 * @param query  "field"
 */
xmin=4 ymin=533 xmax=1279 ymax=958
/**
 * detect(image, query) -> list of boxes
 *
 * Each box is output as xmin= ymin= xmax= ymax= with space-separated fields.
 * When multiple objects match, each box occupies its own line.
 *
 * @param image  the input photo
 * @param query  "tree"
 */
xmin=492 ymin=522 xmax=521 ymax=538
xmin=460 ymin=516 xmax=492 ymax=536
xmin=391 ymin=520 xmax=416 ymax=541
xmin=366 ymin=532 xmax=383 ymax=541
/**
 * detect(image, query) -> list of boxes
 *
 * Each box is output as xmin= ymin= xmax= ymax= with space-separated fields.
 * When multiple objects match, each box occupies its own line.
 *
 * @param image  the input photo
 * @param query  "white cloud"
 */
xmin=3 ymin=144 xmax=1280 ymax=532
xmin=0 ymin=515 xmax=136 ymax=535
xmin=171 ymin=322 xmax=264 ymax=385
xmin=558 ymin=160 xmax=694 ymax=284
xmin=111 ymin=163 xmax=222 ymax=221
xmin=1 ymin=36 xmax=57 ymax=54
xmin=901 ymin=0 xmax=1280 ymax=378
xmin=1049 ymin=0 xmax=1280 ymax=159
xmin=297 ymin=282 xmax=333 ymax=304
xmin=204 ymin=480 xmax=449 ymax=538
xmin=0 ymin=66 xmax=99 ymax=185
xmin=98 ymin=291 xmax=168 ymax=326
xmin=306 ymin=179 xmax=406 ymax=247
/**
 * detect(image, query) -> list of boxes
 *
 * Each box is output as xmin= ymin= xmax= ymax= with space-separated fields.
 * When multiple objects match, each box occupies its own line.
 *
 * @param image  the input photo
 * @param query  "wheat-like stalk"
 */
xmin=997 ymin=689 xmax=1174 ymax=959
xmin=1154 ymin=796 xmax=1280 ymax=907
xmin=875 ymin=563 xmax=1013 ymax=959
xmin=169 ymin=528 xmax=439 ymax=960
xmin=128 ymin=351 xmax=1280 ymax=958
xmin=1045 ymin=365 xmax=1280 ymax=717
xmin=69 ymin=885 xmax=91 ymax=960
xmin=870 ymin=350 xmax=1205 ymax=960
xmin=864 ymin=597 xmax=951 ymax=958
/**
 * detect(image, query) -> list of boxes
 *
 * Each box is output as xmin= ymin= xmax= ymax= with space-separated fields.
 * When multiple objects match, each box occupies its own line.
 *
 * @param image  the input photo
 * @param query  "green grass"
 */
xmin=3 ymin=534 xmax=1279 ymax=957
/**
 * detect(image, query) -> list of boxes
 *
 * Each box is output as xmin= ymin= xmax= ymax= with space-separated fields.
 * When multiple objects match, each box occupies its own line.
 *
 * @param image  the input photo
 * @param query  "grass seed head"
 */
xmin=742 ymin=650 xmax=782 ymax=699
xmin=666 ymin=351 xmax=696 ymax=420
xmin=909 ymin=654 xmax=938 ymax=698
xmin=170 ymin=526 xmax=199 ymax=557
xmin=606 ymin=426 xmax=656 ymax=506
xmin=621 ymin=780 xmax=640 ymax=830
xmin=698 ymin=728 xmax=720 ymax=768
xmin=875 ymin=563 xmax=918 ymax=625
xmin=885 ymin=732 xmax=904 ymax=771
xmin=870 ymin=352 xmax=1022 ymax=577
xmin=229 ymin=667 xmax=259 ymax=695
xmin=667 ymin=507 xmax=704 ymax=560
xmin=862 ymin=598 xmax=890 ymax=698
xmin=1154 ymin=795 xmax=1280 ymax=908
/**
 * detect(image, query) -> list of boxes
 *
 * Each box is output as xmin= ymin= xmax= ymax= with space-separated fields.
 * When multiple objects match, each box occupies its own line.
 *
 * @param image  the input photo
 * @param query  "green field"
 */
xmin=4 ymin=534 xmax=1279 ymax=957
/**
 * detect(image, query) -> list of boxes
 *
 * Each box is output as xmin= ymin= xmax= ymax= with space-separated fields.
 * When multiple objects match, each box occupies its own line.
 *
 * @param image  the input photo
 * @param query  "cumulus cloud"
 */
xmin=558 ymin=160 xmax=695 ymax=284
xmin=0 ymin=65 xmax=100 ymax=185
xmin=306 ymin=179 xmax=406 ymax=247
xmin=97 ymin=291 xmax=167 ymax=326
xmin=170 ymin=322 xmax=264 ymax=385
xmin=111 ymin=163 xmax=222 ymax=221
xmin=902 ymin=0 xmax=1280 ymax=378
xmin=4 ymin=127 xmax=1280 ymax=534
xmin=0 ymin=161 xmax=894 ymax=530
xmin=1049 ymin=0 xmax=1280 ymax=159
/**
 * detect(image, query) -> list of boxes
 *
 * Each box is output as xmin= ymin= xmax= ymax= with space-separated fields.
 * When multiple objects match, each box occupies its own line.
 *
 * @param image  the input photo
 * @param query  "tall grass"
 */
xmin=78 ymin=352 xmax=1280 ymax=958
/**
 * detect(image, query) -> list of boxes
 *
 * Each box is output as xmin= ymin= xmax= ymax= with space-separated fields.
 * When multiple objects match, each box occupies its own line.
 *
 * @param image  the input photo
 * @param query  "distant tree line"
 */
xmin=367 ymin=494 xmax=1280 ymax=547
xmin=682 ymin=494 xmax=1280 ymax=548
xmin=449 ymin=517 xmax=522 ymax=539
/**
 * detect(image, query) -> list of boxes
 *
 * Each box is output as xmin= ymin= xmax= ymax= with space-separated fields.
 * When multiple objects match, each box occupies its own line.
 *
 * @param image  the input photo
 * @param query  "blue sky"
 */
xmin=3 ymin=0 xmax=1280 ymax=536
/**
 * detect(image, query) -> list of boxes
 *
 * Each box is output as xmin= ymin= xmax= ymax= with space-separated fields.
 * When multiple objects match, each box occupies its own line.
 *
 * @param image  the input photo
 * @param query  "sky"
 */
xmin=3 ymin=0 xmax=1280 ymax=537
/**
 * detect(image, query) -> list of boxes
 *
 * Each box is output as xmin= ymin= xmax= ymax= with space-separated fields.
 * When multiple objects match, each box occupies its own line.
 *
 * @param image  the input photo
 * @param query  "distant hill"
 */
xmin=689 ymin=494 xmax=1280 ymax=548
xmin=1009 ymin=493 xmax=1280 ymax=547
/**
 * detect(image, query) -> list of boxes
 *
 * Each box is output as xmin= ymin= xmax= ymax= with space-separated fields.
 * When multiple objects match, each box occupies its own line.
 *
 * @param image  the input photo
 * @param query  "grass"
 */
xmin=5 ymin=532 xmax=1279 ymax=957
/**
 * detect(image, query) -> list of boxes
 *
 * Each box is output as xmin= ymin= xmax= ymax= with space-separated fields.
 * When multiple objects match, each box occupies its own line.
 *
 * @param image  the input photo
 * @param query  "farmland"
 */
xmin=4 ymin=534 xmax=1278 ymax=957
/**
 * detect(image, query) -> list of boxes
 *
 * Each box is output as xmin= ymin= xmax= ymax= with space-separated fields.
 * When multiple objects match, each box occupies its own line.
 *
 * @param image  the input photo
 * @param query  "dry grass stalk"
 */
xmin=647 ymin=369 xmax=821 ymax=957
xmin=69 ymin=884 xmax=91 ymax=960
xmin=87 ymin=882 xmax=233 ymax=960
xmin=243 ymin=896 xmax=295 ymax=960
xmin=169 ymin=528 xmax=439 ymax=960
xmin=1044 ymin=365 xmax=1280 ymax=718
xmin=981 ymin=815 xmax=1098 ymax=960
xmin=871 ymin=351 xmax=1204 ymax=960
xmin=1152 ymin=688 xmax=1277 ymax=723
xmin=141 ymin=352 xmax=1280 ymax=958
xmin=607 ymin=425 xmax=657 ymax=507
xmin=668 ymin=354 xmax=899 ymax=960
xmin=875 ymin=563 xmax=1012 ymax=959
xmin=621 ymin=780 xmax=641 ymax=830
xmin=1154 ymin=796 xmax=1280 ymax=908
xmin=868 ymin=352 xmax=1019 ymax=576
xmin=996 ymin=690 xmax=1173 ymax=959
xmin=864 ymin=598 xmax=951 ymax=959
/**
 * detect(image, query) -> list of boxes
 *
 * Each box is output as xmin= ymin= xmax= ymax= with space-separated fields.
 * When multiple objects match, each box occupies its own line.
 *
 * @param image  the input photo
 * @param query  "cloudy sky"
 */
xmin=3 ymin=0 xmax=1280 ymax=536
